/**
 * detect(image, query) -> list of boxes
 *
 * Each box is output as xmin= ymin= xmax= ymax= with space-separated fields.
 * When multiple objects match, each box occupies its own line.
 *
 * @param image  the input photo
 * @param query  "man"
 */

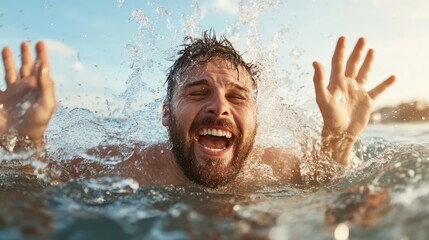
xmin=0 ymin=32 xmax=395 ymax=188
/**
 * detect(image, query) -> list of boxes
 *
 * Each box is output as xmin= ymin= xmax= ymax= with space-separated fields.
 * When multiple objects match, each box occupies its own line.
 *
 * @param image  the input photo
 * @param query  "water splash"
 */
xmin=117 ymin=0 xmax=311 ymax=148
xmin=60 ymin=177 xmax=139 ymax=206
xmin=181 ymin=0 xmax=202 ymax=38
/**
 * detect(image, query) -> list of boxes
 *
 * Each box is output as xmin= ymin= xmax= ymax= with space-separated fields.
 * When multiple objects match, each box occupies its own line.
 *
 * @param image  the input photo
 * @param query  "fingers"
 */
xmin=22 ymin=42 xmax=50 ymax=89
xmin=20 ymin=42 xmax=34 ymax=78
xmin=330 ymin=36 xmax=346 ymax=80
xmin=35 ymin=42 xmax=56 ymax=109
xmin=35 ymin=42 xmax=50 ymax=68
xmin=334 ymin=37 xmax=376 ymax=85
xmin=2 ymin=47 xmax=18 ymax=86
xmin=368 ymin=75 xmax=396 ymax=100
xmin=38 ymin=62 xmax=55 ymax=107
xmin=313 ymin=61 xmax=328 ymax=105
xmin=345 ymin=38 xmax=365 ymax=78
xmin=35 ymin=42 xmax=51 ymax=89
xmin=356 ymin=49 xmax=374 ymax=84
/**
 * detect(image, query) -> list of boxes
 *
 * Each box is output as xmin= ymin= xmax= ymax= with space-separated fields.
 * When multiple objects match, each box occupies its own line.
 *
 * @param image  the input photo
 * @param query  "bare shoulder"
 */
xmin=113 ymin=142 xmax=187 ymax=186
xmin=259 ymin=146 xmax=302 ymax=184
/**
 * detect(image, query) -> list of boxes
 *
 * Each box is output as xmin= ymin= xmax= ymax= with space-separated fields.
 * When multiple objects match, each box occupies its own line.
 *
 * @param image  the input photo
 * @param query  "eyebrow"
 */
xmin=183 ymin=79 xmax=210 ymax=89
xmin=183 ymin=79 xmax=250 ymax=93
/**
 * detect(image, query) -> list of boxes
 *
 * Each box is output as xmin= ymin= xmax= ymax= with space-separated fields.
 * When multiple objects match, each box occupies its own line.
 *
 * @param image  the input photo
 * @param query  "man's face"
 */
xmin=163 ymin=58 xmax=258 ymax=188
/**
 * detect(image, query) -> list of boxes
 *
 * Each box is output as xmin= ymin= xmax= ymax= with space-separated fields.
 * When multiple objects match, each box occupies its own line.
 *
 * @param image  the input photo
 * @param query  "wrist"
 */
xmin=0 ymin=129 xmax=38 ymax=153
xmin=321 ymin=128 xmax=358 ymax=167
xmin=321 ymin=127 xmax=358 ymax=140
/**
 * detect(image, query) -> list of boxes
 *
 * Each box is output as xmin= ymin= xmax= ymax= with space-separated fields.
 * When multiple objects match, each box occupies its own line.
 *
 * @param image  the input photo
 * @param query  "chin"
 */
xmin=196 ymin=161 xmax=242 ymax=187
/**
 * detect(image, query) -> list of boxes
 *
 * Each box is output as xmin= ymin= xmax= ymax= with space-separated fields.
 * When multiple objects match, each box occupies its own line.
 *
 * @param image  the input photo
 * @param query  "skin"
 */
xmin=0 ymin=37 xmax=395 ymax=187
xmin=163 ymin=59 xmax=258 ymax=187
xmin=0 ymin=42 xmax=56 ymax=147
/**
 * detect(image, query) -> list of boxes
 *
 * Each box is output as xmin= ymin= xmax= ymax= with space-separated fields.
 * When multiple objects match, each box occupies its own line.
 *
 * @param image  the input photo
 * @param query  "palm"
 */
xmin=323 ymin=76 xmax=372 ymax=136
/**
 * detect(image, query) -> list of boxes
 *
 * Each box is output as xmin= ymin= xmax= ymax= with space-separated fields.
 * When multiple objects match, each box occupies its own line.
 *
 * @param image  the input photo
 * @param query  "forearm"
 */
xmin=320 ymin=127 xmax=357 ymax=167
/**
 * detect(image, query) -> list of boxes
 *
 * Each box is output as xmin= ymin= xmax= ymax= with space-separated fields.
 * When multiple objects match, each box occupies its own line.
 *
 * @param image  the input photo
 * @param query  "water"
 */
xmin=1 ymin=124 xmax=429 ymax=239
xmin=2 ymin=1 xmax=429 ymax=239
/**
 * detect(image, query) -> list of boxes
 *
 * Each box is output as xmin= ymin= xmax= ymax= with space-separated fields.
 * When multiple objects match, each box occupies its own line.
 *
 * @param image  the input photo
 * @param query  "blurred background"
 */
xmin=1 ymin=0 xmax=428 ymax=119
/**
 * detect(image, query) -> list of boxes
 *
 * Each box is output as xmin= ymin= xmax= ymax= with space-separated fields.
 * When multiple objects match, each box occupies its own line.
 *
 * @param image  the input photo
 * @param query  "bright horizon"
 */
xmin=1 ymin=0 xmax=428 ymax=115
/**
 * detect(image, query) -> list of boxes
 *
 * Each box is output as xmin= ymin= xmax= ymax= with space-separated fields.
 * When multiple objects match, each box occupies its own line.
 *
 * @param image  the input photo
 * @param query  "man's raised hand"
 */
xmin=312 ymin=37 xmax=395 ymax=166
xmin=1 ymin=42 xmax=56 ymax=147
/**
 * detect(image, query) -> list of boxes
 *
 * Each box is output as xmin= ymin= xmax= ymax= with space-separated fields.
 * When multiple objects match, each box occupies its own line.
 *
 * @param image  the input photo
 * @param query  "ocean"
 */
xmin=1 ymin=122 xmax=428 ymax=240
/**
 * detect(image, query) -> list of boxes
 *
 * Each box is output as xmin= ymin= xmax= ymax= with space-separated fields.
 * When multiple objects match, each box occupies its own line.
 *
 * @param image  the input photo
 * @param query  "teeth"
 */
xmin=203 ymin=146 xmax=226 ymax=152
xmin=226 ymin=132 xmax=232 ymax=138
xmin=198 ymin=128 xmax=232 ymax=138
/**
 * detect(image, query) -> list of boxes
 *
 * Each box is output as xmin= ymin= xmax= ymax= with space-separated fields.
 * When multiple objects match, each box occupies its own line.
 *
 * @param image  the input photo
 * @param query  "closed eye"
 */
xmin=188 ymin=91 xmax=209 ymax=99
xmin=227 ymin=94 xmax=247 ymax=103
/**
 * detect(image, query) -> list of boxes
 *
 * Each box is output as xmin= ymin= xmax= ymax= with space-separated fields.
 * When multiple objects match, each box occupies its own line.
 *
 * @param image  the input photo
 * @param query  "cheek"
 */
xmin=171 ymin=101 xmax=199 ymax=129
xmin=236 ymin=107 xmax=257 ymax=132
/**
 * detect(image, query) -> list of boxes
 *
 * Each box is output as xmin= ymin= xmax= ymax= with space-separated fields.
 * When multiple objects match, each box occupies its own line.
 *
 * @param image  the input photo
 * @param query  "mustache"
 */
xmin=190 ymin=116 xmax=240 ymax=136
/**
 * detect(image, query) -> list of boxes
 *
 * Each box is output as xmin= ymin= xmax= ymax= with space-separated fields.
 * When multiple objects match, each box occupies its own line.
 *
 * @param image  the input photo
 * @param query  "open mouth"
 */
xmin=194 ymin=128 xmax=235 ymax=155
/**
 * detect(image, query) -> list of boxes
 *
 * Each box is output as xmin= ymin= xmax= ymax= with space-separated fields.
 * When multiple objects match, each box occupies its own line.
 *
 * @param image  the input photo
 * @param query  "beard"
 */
xmin=167 ymin=115 xmax=256 ymax=188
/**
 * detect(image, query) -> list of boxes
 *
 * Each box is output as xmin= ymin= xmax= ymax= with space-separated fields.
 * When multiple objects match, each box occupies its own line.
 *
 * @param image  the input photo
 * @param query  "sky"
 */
xmin=1 ymin=0 xmax=429 ymax=116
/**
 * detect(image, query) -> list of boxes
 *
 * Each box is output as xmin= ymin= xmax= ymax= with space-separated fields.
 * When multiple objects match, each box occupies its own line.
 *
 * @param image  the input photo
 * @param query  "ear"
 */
xmin=162 ymin=102 xmax=170 ymax=126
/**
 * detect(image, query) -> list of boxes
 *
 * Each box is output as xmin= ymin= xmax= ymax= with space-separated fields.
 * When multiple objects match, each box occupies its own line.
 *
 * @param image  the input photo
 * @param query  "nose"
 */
xmin=206 ymin=92 xmax=230 ymax=117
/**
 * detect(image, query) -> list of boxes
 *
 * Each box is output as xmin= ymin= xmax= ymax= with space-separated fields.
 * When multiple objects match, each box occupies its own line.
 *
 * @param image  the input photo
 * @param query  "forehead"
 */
xmin=178 ymin=58 xmax=254 ymax=89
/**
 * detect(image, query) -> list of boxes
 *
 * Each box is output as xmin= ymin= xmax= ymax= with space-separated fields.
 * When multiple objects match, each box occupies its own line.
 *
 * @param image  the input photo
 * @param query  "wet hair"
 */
xmin=164 ymin=30 xmax=260 ymax=104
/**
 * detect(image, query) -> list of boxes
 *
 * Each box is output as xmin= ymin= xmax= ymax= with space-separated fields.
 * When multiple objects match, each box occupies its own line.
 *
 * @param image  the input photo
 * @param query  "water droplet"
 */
xmin=269 ymin=225 xmax=288 ymax=240
xmin=334 ymin=223 xmax=349 ymax=240
xmin=233 ymin=204 xmax=241 ymax=211
xmin=408 ymin=169 xmax=415 ymax=178
xmin=289 ymin=49 xmax=303 ymax=58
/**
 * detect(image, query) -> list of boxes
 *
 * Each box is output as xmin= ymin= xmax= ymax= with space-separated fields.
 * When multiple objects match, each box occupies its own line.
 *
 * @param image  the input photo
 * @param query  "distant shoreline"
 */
xmin=370 ymin=100 xmax=429 ymax=124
